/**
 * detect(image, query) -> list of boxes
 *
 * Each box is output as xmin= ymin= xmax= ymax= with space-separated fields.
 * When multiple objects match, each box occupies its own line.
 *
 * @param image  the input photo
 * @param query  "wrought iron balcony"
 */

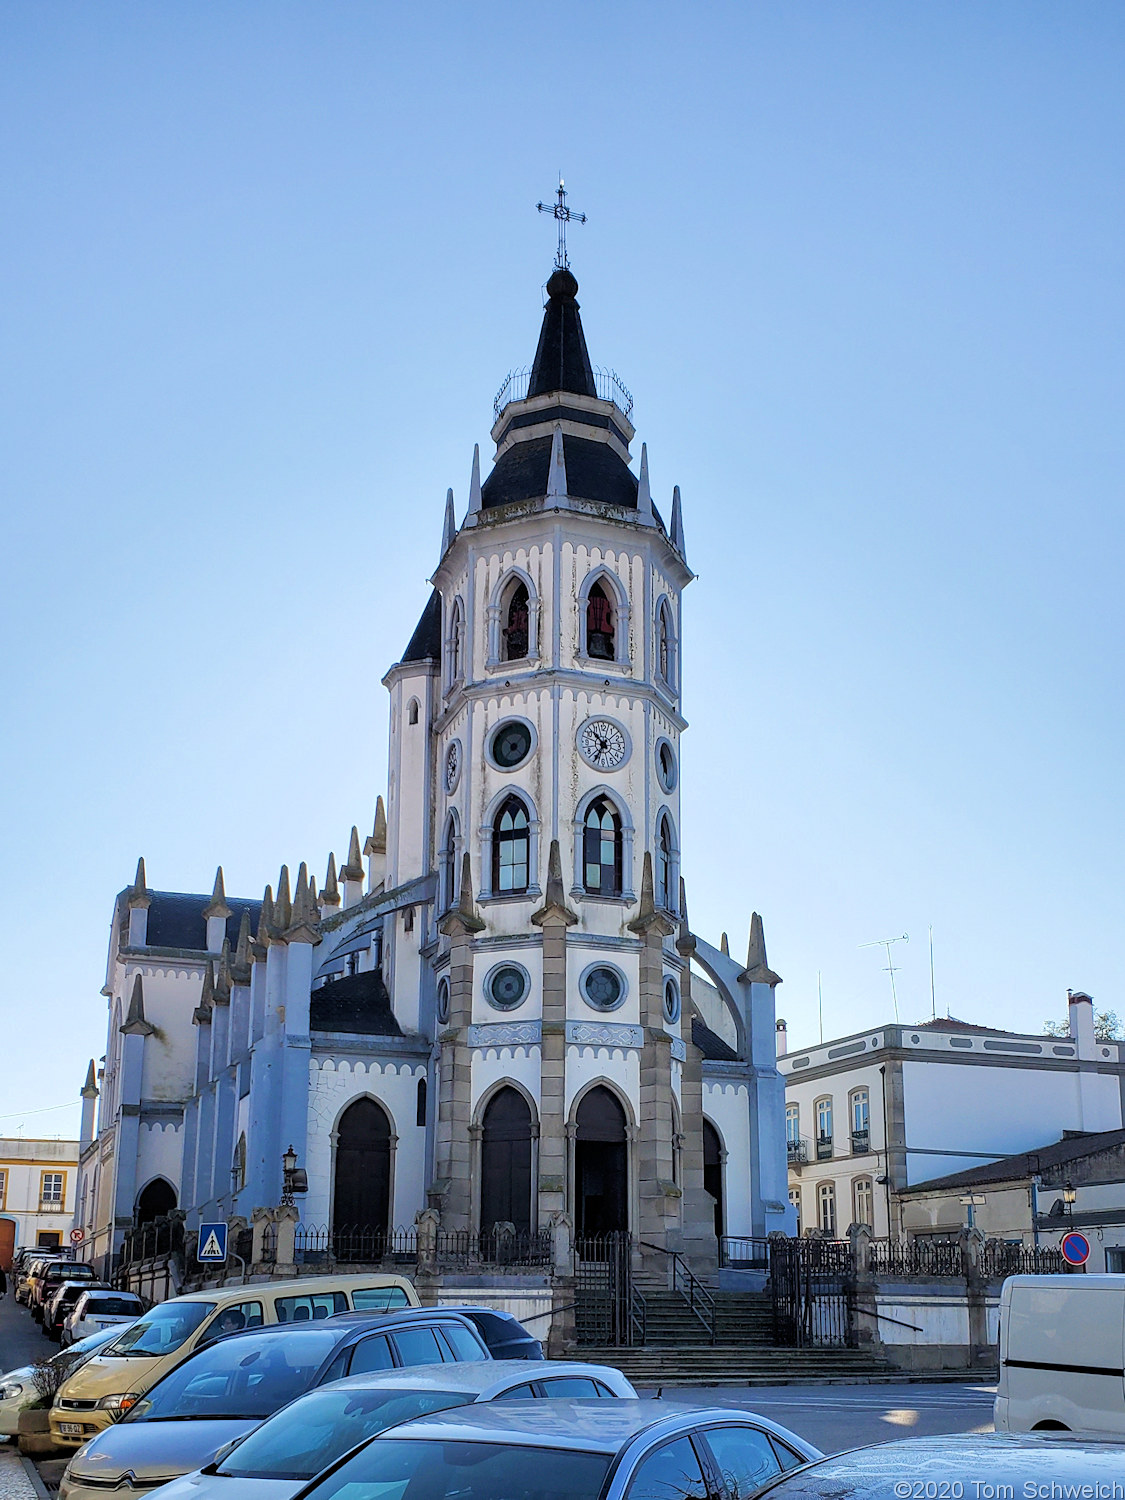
xmin=787 ymin=1138 xmax=809 ymax=1165
xmin=816 ymin=1136 xmax=834 ymax=1161
xmin=851 ymin=1129 xmax=870 ymax=1154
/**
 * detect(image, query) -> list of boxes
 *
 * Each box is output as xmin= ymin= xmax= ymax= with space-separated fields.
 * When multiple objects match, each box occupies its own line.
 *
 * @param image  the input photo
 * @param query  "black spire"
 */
xmin=527 ymin=268 xmax=597 ymax=401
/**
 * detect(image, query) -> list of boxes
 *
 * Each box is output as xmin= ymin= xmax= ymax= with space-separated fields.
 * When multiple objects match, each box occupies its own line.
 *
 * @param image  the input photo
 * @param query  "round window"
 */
xmin=486 ymin=962 xmax=530 ymax=1012
xmin=580 ymin=963 xmax=627 ymax=1012
xmin=664 ymin=977 xmax=681 ymax=1024
xmin=656 ymin=738 xmax=678 ymax=793
xmin=491 ymin=720 xmax=533 ymax=770
xmin=436 ymin=978 xmax=450 ymax=1024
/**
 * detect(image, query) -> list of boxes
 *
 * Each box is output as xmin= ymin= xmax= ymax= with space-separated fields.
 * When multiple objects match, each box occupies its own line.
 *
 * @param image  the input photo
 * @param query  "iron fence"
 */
xmin=719 ymin=1236 xmax=771 ymax=1270
xmin=434 ymin=1227 xmax=552 ymax=1269
xmin=119 ymin=1216 xmax=184 ymax=1266
xmin=870 ymin=1238 xmax=964 ymax=1277
xmin=980 ymin=1241 xmax=1067 ymax=1278
xmin=769 ymin=1236 xmax=852 ymax=1347
xmin=293 ymin=1224 xmax=417 ymax=1264
xmin=575 ymin=1231 xmax=645 ymax=1346
xmin=493 ymin=365 xmax=634 ymax=419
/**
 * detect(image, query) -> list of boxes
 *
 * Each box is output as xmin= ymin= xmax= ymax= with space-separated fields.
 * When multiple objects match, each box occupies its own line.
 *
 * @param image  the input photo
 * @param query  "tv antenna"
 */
xmin=860 ymin=934 xmax=909 ymax=1022
xmin=537 ymin=178 xmax=586 ymax=270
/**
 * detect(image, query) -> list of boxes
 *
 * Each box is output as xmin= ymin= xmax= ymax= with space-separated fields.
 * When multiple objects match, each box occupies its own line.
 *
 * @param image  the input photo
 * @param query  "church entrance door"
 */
xmin=334 ymin=1098 xmax=391 ymax=1244
xmin=574 ymin=1086 xmax=628 ymax=1236
xmin=479 ymin=1088 xmax=533 ymax=1234
xmin=703 ymin=1119 xmax=724 ymax=1238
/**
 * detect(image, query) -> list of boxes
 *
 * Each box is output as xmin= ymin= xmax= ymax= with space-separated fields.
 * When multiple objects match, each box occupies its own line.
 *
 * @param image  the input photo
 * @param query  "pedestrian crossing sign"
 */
xmin=198 ymin=1222 xmax=228 ymax=1262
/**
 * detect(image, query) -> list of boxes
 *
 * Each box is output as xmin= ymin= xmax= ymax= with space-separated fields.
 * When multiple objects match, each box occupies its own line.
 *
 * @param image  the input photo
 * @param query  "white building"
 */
xmin=76 ymin=242 xmax=793 ymax=1277
xmin=779 ymin=990 xmax=1125 ymax=1240
xmin=0 ymin=1137 xmax=80 ymax=1268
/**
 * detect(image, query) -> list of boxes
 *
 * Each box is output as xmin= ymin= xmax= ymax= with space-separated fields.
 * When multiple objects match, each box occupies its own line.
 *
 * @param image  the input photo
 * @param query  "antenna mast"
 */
xmin=860 ymin=934 xmax=909 ymax=1022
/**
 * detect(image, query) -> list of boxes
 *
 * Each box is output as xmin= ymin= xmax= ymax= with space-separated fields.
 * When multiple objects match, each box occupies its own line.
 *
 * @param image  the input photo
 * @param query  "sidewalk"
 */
xmin=0 ymin=1448 xmax=38 ymax=1500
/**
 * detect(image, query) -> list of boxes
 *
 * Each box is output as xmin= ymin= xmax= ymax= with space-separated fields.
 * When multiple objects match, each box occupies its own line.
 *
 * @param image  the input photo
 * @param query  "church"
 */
xmin=75 ymin=224 xmax=794 ymax=1281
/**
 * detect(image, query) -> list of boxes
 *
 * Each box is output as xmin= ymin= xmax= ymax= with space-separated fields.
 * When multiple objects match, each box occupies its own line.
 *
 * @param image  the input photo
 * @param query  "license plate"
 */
xmin=58 ymin=1423 xmax=83 ymax=1436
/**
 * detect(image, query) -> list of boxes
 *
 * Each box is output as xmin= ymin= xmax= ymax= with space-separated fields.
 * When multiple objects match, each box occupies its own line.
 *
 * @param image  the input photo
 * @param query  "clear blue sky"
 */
xmin=2 ymin=3 xmax=1122 ymax=1140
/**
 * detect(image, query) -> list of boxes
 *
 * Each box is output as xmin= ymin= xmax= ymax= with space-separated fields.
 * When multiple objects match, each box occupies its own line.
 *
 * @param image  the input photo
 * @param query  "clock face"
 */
xmin=444 ymin=740 xmax=461 ymax=794
xmin=579 ymin=719 xmax=628 ymax=771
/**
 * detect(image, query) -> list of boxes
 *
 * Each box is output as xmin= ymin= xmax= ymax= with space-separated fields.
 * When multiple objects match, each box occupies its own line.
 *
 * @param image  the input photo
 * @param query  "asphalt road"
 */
xmin=0 ymin=1289 xmax=52 ymax=1375
xmin=639 ymin=1382 xmax=997 ymax=1453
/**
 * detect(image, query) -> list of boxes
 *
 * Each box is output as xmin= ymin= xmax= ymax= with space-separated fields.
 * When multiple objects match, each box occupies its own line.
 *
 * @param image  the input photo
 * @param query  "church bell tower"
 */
xmin=381 ymin=222 xmax=718 ymax=1268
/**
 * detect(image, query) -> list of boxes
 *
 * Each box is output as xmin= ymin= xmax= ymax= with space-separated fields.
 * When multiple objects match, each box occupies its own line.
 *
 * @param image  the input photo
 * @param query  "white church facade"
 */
xmin=74 ymin=249 xmax=793 ymax=1279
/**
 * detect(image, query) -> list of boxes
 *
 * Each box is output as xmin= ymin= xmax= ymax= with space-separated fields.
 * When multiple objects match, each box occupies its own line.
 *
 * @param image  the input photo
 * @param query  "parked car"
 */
xmin=63 ymin=1290 xmax=147 ymax=1347
xmin=32 ymin=1261 xmax=100 ymax=1322
xmin=329 ymin=1305 xmax=543 ymax=1361
xmin=56 ymin=1309 xmax=496 ymax=1496
xmin=51 ymin=1273 xmax=418 ymax=1449
xmin=18 ymin=1255 xmax=69 ymax=1308
xmin=0 ymin=1322 xmax=138 ymax=1437
xmin=279 ymin=1400 xmax=819 ymax=1500
xmin=754 ymin=1433 xmax=1125 ymax=1500
xmin=44 ymin=1281 xmax=112 ymax=1342
xmin=139 ymin=1361 xmax=639 ymax=1500
xmin=995 ymin=1274 xmax=1125 ymax=1436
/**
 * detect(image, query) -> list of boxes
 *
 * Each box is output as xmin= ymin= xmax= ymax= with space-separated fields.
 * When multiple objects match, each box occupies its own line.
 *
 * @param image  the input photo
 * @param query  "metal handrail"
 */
xmin=639 ymin=1239 xmax=716 ymax=1344
xmin=493 ymin=365 xmax=634 ymax=420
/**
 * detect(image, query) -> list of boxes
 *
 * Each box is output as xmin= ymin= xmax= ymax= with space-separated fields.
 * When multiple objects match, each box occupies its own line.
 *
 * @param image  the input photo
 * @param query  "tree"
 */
xmin=1043 ymin=1010 xmax=1123 ymax=1043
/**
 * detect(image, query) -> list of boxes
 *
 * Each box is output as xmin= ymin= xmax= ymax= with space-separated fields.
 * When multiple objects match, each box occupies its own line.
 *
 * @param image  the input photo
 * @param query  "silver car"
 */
xmin=0 ymin=1323 xmax=137 ymax=1437
xmin=280 ymin=1399 xmax=819 ymax=1500
xmin=99 ymin=1364 xmax=639 ymax=1500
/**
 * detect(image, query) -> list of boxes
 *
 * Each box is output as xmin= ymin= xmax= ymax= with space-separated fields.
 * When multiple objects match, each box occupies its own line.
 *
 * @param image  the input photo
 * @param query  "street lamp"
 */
xmin=281 ymin=1146 xmax=307 ymax=1207
xmin=1063 ymin=1182 xmax=1077 ymax=1218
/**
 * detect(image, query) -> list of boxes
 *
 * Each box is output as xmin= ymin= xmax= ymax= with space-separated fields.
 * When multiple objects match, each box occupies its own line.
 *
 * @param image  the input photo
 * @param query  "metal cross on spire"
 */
xmin=537 ymin=178 xmax=586 ymax=270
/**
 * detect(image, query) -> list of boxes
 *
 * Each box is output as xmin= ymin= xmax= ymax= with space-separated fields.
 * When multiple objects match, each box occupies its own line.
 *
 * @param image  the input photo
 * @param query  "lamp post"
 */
xmin=1064 ymin=1182 xmax=1077 ymax=1220
xmin=281 ymin=1146 xmax=298 ymax=1207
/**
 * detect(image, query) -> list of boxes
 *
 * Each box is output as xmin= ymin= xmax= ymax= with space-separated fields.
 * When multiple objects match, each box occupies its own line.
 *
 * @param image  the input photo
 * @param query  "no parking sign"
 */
xmin=1061 ymin=1231 xmax=1090 ymax=1266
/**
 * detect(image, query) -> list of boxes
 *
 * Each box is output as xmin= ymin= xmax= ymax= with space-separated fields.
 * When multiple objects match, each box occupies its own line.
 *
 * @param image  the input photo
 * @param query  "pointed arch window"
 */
xmin=656 ymin=814 xmax=675 ymax=910
xmin=440 ymin=813 xmax=459 ymax=912
xmin=586 ymin=581 xmax=615 ymax=661
xmin=447 ymin=598 xmax=465 ymax=687
xmin=492 ymin=796 xmax=530 ymax=894
xmin=657 ymin=598 xmax=677 ymax=689
xmin=583 ymin=796 xmax=622 ymax=896
xmin=502 ymin=581 xmax=530 ymax=662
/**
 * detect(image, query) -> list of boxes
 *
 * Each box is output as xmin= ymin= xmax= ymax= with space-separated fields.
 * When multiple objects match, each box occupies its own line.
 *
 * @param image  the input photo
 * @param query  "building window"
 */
xmin=586 ymin=581 xmax=615 ymax=660
xmin=446 ymin=598 xmax=465 ymax=687
xmin=817 ymin=1181 xmax=836 ymax=1236
xmin=853 ymin=1177 xmax=874 ymax=1228
xmin=789 ymin=1187 xmax=802 ymax=1236
xmin=416 ymin=1077 xmax=428 ymax=1128
xmin=407 ymin=698 xmax=419 ymax=725
xmin=786 ymin=1104 xmax=799 ymax=1144
xmin=436 ymin=977 xmax=450 ymax=1024
xmin=579 ymin=962 xmax=628 ymax=1013
xmin=40 ymin=1173 xmax=64 ymax=1208
xmin=440 ymin=813 xmax=459 ymax=911
xmin=402 ymin=906 xmax=414 ymax=933
xmin=233 ymin=1135 xmax=247 ymax=1192
xmin=492 ymin=796 xmax=530 ymax=894
xmin=502 ymin=580 xmax=530 ymax=661
xmin=583 ymin=796 xmax=622 ymax=896
xmin=656 ymin=598 xmax=677 ymax=689
xmin=850 ymin=1088 xmax=870 ymax=1154
xmin=656 ymin=815 xmax=675 ymax=909
xmin=663 ymin=976 xmax=681 ymax=1024
xmin=815 ymin=1098 xmax=833 ymax=1160
xmin=485 ymin=962 xmax=530 ymax=1012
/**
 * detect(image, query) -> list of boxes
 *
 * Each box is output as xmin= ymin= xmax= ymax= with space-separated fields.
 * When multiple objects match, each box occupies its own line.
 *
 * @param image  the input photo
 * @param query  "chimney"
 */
xmin=775 ymin=1018 xmax=788 ymax=1058
xmin=1068 ymin=989 xmax=1097 ymax=1059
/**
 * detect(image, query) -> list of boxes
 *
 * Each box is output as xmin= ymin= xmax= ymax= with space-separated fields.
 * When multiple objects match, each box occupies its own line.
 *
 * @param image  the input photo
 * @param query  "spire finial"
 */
xmin=441 ymin=488 xmax=456 ymax=556
xmin=273 ymin=866 xmax=292 ymax=936
xmin=742 ymin=911 xmax=782 ymax=987
xmin=671 ymin=485 xmax=686 ymax=556
xmin=122 ymin=972 xmax=155 ymax=1035
xmin=254 ymin=885 xmax=274 ymax=955
xmin=467 ymin=444 xmax=482 ymax=518
xmin=322 ymin=852 xmax=340 ymax=906
xmin=233 ymin=908 xmax=252 ymax=979
xmin=285 ymin=861 xmax=321 ymax=943
xmin=193 ymin=961 xmax=215 ymax=1024
xmin=341 ymin=826 xmax=364 ymax=883
xmin=720 ymin=931 xmax=729 ymax=956
xmin=537 ymin=178 xmax=586 ymax=270
xmin=215 ymin=938 xmax=233 ymax=1003
xmin=636 ymin=442 xmax=653 ymax=521
xmin=203 ymin=865 xmax=232 ymax=920
xmin=128 ymin=857 xmax=151 ymax=910
xmin=82 ymin=1059 xmax=98 ymax=1096
xmin=370 ymin=797 xmax=387 ymax=855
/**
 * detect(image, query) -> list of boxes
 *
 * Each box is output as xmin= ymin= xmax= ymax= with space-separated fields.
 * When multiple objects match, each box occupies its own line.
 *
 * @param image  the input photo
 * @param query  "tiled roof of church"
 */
xmin=692 ymin=1015 xmax=739 ymax=1063
xmin=310 ymin=968 xmax=402 ymax=1036
xmin=143 ymin=891 xmax=262 ymax=953
xmin=481 ymin=432 xmax=639 ymax=511
xmin=527 ymin=267 xmax=597 ymax=401
xmin=402 ymin=588 xmax=441 ymax=663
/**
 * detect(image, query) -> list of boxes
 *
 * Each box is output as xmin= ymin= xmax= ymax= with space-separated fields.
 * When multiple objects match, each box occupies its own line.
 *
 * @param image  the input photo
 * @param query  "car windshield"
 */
xmin=219 ymin=1389 xmax=473 ymax=1480
xmin=112 ymin=1302 xmax=215 ymax=1357
xmin=302 ymin=1439 xmax=611 ymax=1500
xmin=82 ymin=1298 xmax=142 ymax=1316
xmin=127 ymin=1332 xmax=340 ymax=1421
xmin=59 ymin=1324 xmax=137 ymax=1363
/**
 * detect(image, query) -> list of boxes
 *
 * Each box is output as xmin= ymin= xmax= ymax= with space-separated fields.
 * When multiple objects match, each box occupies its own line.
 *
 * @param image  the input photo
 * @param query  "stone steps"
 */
xmin=575 ymin=1343 xmax=897 ymax=1386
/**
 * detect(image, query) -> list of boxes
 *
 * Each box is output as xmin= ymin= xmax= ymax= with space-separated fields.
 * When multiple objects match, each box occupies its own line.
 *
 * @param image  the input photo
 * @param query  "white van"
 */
xmin=995 ymin=1275 xmax=1125 ymax=1436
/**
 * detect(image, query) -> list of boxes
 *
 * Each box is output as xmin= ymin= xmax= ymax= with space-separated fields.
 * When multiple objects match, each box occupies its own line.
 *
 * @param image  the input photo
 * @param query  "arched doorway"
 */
xmin=574 ymin=1087 xmax=628 ymax=1236
xmin=333 ymin=1098 xmax=391 ymax=1242
xmin=135 ymin=1178 xmax=177 ymax=1224
xmin=479 ymin=1088 xmax=533 ymax=1235
xmin=703 ymin=1120 xmax=724 ymax=1238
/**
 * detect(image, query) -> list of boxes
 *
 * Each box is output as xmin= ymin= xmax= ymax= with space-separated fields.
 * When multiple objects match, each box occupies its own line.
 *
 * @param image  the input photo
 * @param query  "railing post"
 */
xmin=847 ymin=1221 xmax=877 ymax=1350
xmin=250 ymin=1206 xmax=272 ymax=1267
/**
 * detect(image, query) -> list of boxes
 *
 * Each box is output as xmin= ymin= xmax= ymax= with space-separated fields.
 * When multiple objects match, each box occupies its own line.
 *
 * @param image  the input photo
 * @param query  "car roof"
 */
xmin=374 ymin=1399 xmax=783 ymax=1452
xmin=183 ymin=1309 xmax=476 ymax=1353
xmin=756 ymin=1433 xmax=1125 ymax=1499
xmin=316 ymin=1360 xmax=621 ymax=1398
xmin=325 ymin=1308 xmax=481 ymax=1325
xmin=164 ymin=1275 xmax=413 ymax=1304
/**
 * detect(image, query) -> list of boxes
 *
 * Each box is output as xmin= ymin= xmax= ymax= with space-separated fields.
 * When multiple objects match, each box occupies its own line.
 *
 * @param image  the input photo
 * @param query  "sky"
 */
xmin=1 ymin=2 xmax=1123 ymax=1141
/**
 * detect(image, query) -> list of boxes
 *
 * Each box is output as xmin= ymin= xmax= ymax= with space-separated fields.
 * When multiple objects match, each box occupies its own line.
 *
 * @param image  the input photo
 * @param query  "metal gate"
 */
xmin=575 ymin=1232 xmax=645 ymax=1346
xmin=769 ymin=1237 xmax=851 ymax=1347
